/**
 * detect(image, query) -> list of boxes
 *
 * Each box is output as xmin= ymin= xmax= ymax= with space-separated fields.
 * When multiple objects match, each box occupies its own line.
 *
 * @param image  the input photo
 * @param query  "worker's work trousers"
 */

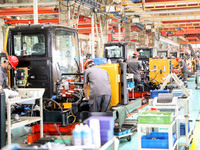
xmin=182 ymin=73 xmax=188 ymax=87
xmin=90 ymin=95 xmax=111 ymax=112
xmin=134 ymin=75 xmax=141 ymax=85
xmin=182 ymin=73 xmax=188 ymax=82
xmin=134 ymin=75 xmax=144 ymax=92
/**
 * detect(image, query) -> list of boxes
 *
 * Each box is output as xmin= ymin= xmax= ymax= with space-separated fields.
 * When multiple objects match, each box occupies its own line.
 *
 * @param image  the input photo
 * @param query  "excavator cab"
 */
xmin=7 ymin=24 xmax=80 ymax=98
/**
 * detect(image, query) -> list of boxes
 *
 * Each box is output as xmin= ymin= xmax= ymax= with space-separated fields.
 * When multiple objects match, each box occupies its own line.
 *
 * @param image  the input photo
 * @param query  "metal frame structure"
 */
xmin=138 ymin=120 xmax=179 ymax=150
xmin=102 ymin=0 xmax=200 ymax=12
xmin=6 ymin=88 xmax=44 ymax=145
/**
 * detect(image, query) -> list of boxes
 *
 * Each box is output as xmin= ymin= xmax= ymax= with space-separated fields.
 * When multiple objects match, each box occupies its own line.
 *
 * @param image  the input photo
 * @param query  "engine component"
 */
xmin=16 ymin=67 xmax=29 ymax=87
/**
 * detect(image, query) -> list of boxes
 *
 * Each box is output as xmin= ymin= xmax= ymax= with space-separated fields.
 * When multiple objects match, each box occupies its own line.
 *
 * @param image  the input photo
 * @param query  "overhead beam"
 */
xmin=180 ymin=41 xmax=200 ymax=44
xmin=162 ymin=19 xmax=200 ymax=23
xmin=0 ymin=2 xmax=58 ymax=7
xmin=128 ymin=0 xmax=200 ymax=11
xmin=4 ymin=19 xmax=59 ymax=24
xmin=186 ymin=36 xmax=199 ymax=41
xmin=0 ymin=7 xmax=58 ymax=15
xmin=125 ymin=8 xmax=200 ymax=15
xmin=154 ymin=23 xmax=200 ymax=28
xmin=161 ymin=27 xmax=200 ymax=31
xmin=78 ymin=28 xmax=99 ymax=34
xmin=161 ymin=29 xmax=200 ymax=36
xmin=103 ymin=0 xmax=200 ymax=14
xmin=140 ymin=14 xmax=200 ymax=23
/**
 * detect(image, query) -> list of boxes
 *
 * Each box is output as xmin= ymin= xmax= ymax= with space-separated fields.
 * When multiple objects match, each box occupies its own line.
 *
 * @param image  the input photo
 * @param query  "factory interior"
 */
xmin=1 ymin=0 xmax=200 ymax=150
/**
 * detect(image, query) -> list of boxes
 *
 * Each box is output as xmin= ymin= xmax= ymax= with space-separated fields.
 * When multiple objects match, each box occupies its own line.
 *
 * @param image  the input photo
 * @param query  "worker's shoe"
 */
xmin=184 ymin=81 xmax=188 ymax=88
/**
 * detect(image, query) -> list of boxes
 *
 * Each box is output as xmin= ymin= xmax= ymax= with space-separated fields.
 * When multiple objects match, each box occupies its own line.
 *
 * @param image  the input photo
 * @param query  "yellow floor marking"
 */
xmin=190 ymin=115 xmax=200 ymax=150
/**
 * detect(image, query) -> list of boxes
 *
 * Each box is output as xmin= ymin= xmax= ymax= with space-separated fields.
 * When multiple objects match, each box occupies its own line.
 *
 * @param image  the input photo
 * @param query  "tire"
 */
xmin=127 ymin=135 xmax=131 ymax=141
xmin=185 ymin=146 xmax=189 ymax=150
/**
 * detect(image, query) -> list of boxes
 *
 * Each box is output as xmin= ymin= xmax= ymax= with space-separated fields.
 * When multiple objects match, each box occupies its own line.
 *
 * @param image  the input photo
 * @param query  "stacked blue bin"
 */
xmin=150 ymin=90 xmax=169 ymax=99
xmin=141 ymin=132 xmax=176 ymax=149
xmin=180 ymin=123 xmax=190 ymax=135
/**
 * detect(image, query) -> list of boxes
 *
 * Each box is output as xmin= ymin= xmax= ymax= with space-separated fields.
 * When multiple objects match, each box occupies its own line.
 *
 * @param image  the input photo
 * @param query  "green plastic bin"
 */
xmin=138 ymin=112 xmax=173 ymax=124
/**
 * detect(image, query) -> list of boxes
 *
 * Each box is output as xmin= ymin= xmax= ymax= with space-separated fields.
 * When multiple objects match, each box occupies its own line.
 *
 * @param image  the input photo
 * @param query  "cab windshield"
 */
xmin=13 ymin=33 xmax=45 ymax=56
xmin=54 ymin=30 xmax=79 ymax=74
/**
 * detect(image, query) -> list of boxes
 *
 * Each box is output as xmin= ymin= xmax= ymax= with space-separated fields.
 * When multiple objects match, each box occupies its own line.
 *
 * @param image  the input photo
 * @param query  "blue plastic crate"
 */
xmin=180 ymin=123 xmax=190 ymax=135
xmin=114 ymin=132 xmax=123 ymax=136
xmin=114 ymin=129 xmax=131 ymax=136
xmin=173 ymin=93 xmax=184 ymax=97
xmin=150 ymin=90 xmax=169 ymax=99
xmin=91 ymin=58 xmax=107 ymax=65
xmin=141 ymin=132 xmax=176 ymax=149
xmin=127 ymin=82 xmax=134 ymax=88
xmin=126 ymin=129 xmax=131 ymax=134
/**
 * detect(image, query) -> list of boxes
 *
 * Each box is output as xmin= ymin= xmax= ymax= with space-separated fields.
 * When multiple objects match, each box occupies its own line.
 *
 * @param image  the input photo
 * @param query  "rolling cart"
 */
xmin=114 ymin=127 xmax=132 ymax=141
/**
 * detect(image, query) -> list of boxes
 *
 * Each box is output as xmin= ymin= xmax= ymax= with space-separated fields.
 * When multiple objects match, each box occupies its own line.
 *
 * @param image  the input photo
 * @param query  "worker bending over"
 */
xmin=83 ymin=60 xmax=111 ymax=112
xmin=0 ymin=55 xmax=19 ymax=89
xmin=127 ymin=52 xmax=143 ymax=91
xmin=176 ymin=57 xmax=189 ymax=87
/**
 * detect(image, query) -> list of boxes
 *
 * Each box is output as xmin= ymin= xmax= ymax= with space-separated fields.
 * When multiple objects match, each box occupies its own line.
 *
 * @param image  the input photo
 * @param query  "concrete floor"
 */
xmin=119 ymin=74 xmax=200 ymax=150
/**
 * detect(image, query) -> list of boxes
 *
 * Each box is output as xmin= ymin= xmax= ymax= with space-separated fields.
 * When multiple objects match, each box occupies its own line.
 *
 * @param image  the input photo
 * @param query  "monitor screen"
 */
xmin=105 ymin=45 xmax=124 ymax=59
xmin=138 ymin=50 xmax=151 ymax=59
xmin=157 ymin=51 xmax=167 ymax=58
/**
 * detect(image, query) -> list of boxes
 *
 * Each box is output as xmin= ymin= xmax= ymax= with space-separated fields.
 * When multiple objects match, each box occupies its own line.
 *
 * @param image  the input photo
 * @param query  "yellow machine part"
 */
xmin=171 ymin=59 xmax=178 ymax=69
xmin=191 ymin=60 xmax=196 ymax=71
xmin=97 ymin=64 xmax=121 ymax=107
xmin=121 ymin=0 xmax=127 ymax=5
xmin=149 ymin=58 xmax=171 ymax=84
xmin=55 ymin=103 xmax=72 ymax=109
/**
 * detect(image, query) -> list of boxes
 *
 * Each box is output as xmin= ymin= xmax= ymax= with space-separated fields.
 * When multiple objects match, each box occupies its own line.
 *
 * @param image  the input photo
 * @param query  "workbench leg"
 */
xmin=40 ymin=98 xmax=43 ymax=138
xmin=7 ymin=102 xmax=11 ymax=145
xmin=111 ymin=137 xmax=119 ymax=150
xmin=138 ymin=124 xmax=141 ymax=150
xmin=169 ymin=125 xmax=173 ymax=150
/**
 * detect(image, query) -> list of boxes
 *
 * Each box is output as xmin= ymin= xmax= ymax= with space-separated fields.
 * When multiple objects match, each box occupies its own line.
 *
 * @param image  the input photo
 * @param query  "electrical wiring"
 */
xmin=67 ymin=114 xmax=76 ymax=124
xmin=152 ymin=70 xmax=161 ymax=80
xmin=45 ymin=98 xmax=64 ymax=112
xmin=54 ymin=123 xmax=69 ymax=146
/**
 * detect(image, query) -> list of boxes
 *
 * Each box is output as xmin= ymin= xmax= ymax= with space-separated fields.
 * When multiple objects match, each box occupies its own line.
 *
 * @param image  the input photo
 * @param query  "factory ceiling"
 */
xmin=0 ymin=0 xmax=200 ymax=43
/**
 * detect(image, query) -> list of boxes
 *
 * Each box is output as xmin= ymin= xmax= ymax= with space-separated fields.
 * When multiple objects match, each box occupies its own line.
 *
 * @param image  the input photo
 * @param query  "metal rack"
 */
xmin=138 ymin=120 xmax=179 ymax=150
xmin=6 ymin=88 xmax=45 ymax=145
xmin=148 ymin=89 xmax=194 ymax=149
xmin=175 ymin=89 xmax=194 ymax=149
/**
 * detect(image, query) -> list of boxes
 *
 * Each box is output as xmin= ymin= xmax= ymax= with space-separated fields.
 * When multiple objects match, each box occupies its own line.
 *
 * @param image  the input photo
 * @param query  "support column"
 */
xmin=0 ymin=90 xmax=6 ymax=148
xmin=59 ymin=1 xmax=68 ymax=26
xmin=91 ymin=13 xmax=95 ymax=58
xmin=99 ymin=15 xmax=104 ymax=57
xmin=0 ymin=19 xmax=4 ymax=53
xmin=118 ymin=22 xmax=121 ymax=41
xmin=124 ymin=22 xmax=131 ymax=41
xmin=95 ymin=15 xmax=100 ymax=58
xmin=33 ymin=0 xmax=38 ymax=24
